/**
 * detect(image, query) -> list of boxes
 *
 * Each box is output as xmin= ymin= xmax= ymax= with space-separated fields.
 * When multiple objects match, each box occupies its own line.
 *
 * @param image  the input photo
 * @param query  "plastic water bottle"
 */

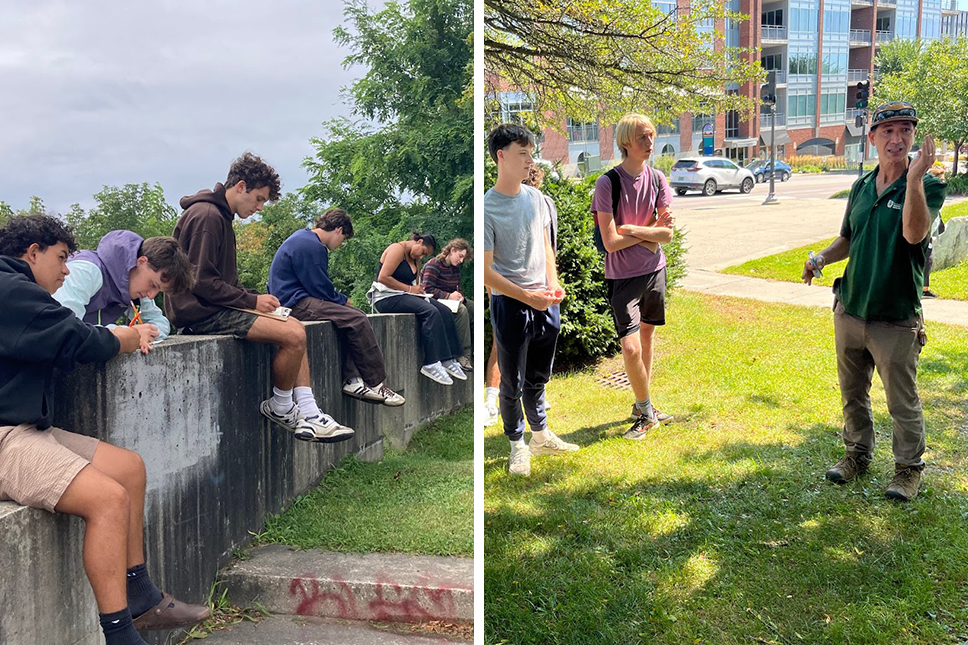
xmin=808 ymin=251 xmax=823 ymax=278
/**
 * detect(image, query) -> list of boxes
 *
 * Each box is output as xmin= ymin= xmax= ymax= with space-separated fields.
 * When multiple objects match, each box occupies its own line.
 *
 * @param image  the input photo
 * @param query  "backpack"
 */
xmin=593 ymin=166 xmax=664 ymax=254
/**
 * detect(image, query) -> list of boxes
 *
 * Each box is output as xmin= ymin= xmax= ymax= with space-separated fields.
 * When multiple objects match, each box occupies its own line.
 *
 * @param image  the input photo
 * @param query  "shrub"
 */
xmin=946 ymin=174 xmax=968 ymax=196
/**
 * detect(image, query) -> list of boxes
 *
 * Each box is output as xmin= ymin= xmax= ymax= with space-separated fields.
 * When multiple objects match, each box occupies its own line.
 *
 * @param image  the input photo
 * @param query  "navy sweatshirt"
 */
xmin=267 ymin=229 xmax=348 ymax=308
xmin=0 ymin=256 xmax=120 ymax=429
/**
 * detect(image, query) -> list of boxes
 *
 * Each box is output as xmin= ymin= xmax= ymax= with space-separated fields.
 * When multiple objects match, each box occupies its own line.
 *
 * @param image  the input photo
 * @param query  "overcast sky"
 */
xmin=0 ymin=0 xmax=373 ymax=214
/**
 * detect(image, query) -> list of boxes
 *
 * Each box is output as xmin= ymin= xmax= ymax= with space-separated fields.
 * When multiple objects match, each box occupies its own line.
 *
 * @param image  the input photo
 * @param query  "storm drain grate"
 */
xmin=596 ymin=370 xmax=632 ymax=390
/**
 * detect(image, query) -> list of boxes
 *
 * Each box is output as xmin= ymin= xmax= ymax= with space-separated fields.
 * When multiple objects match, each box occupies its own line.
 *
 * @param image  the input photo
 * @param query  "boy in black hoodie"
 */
xmin=0 ymin=215 xmax=209 ymax=645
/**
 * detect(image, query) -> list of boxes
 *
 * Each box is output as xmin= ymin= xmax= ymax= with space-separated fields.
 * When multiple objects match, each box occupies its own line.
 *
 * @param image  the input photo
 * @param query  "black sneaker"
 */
xmin=622 ymin=414 xmax=659 ymax=440
xmin=630 ymin=404 xmax=674 ymax=424
xmin=922 ymin=289 xmax=938 ymax=299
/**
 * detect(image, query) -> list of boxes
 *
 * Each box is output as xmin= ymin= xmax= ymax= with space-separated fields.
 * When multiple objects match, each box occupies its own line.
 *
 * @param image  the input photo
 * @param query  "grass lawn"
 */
xmin=720 ymin=202 xmax=968 ymax=301
xmin=484 ymin=293 xmax=968 ymax=645
xmin=257 ymin=408 xmax=472 ymax=557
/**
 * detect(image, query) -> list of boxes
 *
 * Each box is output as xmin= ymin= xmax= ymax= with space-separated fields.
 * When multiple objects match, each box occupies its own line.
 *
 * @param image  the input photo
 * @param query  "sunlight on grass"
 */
xmin=660 ymin=551 xmax=720 ymax=600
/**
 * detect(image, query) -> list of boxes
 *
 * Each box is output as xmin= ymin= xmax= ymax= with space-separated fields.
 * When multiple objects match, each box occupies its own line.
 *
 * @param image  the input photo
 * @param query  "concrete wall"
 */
xmin=0 ymin=314 xmax=471 ymax=645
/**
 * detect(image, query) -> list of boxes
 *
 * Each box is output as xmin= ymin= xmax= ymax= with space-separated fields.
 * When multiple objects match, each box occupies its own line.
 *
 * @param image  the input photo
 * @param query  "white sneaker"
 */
xmin=484 ymin=402 xmax=499 ymax=427
xmin=420 ymin=362 xmax=453 ymax=385
xmin=508 ymin=443 xmax=531 ymax=476
xmin=375 ymin=383 xmax=405 ymax=407
xmin=442 ymin=359 xmax=467 ymax=381
xmin=295 ymin=413 xmax=355 ymax=444
xmin=530 ymin=430 xmax=579 ymax=456
xmin=342 ymin=380 xmax=385 ymax=404
xmin=260 ymin=400 xmax=302 ymax=433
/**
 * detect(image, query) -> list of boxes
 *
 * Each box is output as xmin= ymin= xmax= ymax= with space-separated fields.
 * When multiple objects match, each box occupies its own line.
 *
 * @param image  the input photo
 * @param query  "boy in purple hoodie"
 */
xmin=53 ymin=231 xmax=193 ymax=351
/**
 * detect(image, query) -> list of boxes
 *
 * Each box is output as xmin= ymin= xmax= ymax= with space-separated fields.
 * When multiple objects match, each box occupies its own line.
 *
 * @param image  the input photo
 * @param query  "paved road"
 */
xmin=671 ymin=172 xmax=968 ymax=327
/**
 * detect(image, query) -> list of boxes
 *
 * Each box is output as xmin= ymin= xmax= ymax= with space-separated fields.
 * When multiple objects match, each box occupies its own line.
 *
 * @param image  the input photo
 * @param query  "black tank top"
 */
xmin=378 ymin=244 xmax=417 ymax=286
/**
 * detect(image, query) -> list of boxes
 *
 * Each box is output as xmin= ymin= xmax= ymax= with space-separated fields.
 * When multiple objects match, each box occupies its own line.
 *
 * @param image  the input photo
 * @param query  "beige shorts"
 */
xmin=0 ymin=424 xmax=99 ymax=512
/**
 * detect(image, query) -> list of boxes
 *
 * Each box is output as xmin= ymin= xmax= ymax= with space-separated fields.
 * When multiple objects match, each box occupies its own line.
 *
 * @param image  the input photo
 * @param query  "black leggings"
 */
xmin=374 ymin=295 xmax=463 ymax=365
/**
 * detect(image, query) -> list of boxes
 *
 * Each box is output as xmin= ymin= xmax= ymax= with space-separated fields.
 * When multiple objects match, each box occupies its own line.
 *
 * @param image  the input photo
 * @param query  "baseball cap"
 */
xmin=870 ymin=101 xmax=919 ymax=129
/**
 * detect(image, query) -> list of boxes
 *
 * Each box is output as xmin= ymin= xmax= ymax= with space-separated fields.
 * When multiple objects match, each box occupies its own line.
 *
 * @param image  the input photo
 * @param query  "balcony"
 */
xmin=847 ymin=68 xmax=869 ymax=82
xmin=876 ymin=30 xmax=894 ymax=44
xmin=849 ymin=29 xmax=872 ymax=45
xmin=851 ymin=0 xmax=873 ymax=5
xmin=942 ymin=0 xmax=958 ymax=15
xmin=846 ymin=107 xmax=866 ymax=122
xmin=878 ymin=0 xmax=896 ymax=6
xmin=763 ymin=69 xmax=788 ymax=85
xmin=761 ymin=25 xmax=789 ymax=42
xmin=760 ymin=112 xmax=787 ymax=127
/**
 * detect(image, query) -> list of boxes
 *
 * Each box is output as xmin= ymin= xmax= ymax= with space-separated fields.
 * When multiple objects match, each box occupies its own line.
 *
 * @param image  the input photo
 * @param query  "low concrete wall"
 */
xmin=0 ymin=314 xmax=471 ymax=645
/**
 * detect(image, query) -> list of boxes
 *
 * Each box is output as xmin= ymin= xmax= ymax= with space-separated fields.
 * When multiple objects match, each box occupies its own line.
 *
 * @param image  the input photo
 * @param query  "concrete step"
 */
xmin=220 ymin=545 xmax=473 ymax=624
xmin=198 ymin=614 xmax=467 ymax=644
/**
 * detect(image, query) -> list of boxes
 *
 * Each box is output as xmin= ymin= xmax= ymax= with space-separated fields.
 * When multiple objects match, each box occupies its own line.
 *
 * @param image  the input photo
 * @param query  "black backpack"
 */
xmin=593 ymin=166 xmax=664 ymax=254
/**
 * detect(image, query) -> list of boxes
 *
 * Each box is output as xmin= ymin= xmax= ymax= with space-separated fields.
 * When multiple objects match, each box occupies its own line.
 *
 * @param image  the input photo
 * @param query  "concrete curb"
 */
xmin=221 ymin=545 xmax=474 ymax=624
xmin=198 ymin=615 xmax=466 ymax=644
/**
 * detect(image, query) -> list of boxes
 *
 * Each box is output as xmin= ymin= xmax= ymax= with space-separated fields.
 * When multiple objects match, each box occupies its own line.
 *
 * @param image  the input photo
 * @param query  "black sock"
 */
xmin=126 ymin=563 xmax=164 ymax=618
xmin=99 ymin=608 xmax=147 ymax=645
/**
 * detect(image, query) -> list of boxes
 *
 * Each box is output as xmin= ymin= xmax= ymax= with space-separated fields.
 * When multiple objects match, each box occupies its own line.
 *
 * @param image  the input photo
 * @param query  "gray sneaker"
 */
xmin=623 ymin=414 xmax=659 ymax=440
xmin=630 ymin=404 xmax=674 ymax=424
xmin=825 ymin=452 xmax=871 ymax=484
xmin=530 ymin=430 xmax=579 ymax=455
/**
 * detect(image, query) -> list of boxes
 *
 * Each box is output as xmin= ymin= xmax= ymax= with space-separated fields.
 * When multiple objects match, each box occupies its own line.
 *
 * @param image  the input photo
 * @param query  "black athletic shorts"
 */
xmin=606 ymin=267 xmax=666 ymax=338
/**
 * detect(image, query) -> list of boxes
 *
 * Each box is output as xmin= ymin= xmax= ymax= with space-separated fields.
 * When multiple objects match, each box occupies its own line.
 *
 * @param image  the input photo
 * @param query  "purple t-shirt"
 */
xmin=591 ymin=165 xmax=673 ymax=279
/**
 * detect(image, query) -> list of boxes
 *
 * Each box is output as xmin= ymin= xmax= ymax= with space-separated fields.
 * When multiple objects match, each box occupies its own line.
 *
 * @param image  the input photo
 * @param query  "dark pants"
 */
xmin=291 ymin=297 xmax=387 ymax=387
xmin=374 ymin=295 xmax=462 ymax=365
xmin=490 ymin=295 xmax=560 ymax=441
xmin=924 ymin=248 xmax=934 ymax=287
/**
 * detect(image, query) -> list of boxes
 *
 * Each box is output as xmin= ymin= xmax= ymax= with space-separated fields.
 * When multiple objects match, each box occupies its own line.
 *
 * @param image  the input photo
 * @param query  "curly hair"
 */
xmin=225 ymin=152 xmax=281 ymax=201
xmin=408 ymin=231 xmax=437 ymax=252
xmin=0 ymin=214 xmax=77 ymax=258
xmin=314 ymin=208 xmax=354 ymax=239
xmin=436 ymin=238 xmax=472 ymax=263
xmin=139 ymin=236 xmax=195 ymax=294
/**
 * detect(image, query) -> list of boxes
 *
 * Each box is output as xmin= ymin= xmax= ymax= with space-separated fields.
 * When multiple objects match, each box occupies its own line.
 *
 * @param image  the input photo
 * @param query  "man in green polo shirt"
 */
xmin=803 ymin=101 xmax=945 ymax=502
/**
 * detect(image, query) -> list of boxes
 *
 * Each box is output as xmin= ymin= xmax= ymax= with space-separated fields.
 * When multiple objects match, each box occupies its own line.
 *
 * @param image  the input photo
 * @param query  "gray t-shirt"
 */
xmin=482 ymin=184 xmax=550 ymax=296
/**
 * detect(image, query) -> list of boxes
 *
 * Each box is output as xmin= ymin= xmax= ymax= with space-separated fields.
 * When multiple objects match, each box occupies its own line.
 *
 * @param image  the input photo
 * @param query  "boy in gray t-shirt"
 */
xmin=482 ymin=124 xmax=579 ymax=477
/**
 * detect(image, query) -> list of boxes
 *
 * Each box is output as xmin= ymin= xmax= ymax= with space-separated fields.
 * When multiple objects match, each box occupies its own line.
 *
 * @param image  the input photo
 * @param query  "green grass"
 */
xmin=484 ymin=293 xmax=968 ymax=645
xmin=720 ymin=201 xmax=968 ymax=300
xmin=258 ymin=408 xmax=473 ymax=557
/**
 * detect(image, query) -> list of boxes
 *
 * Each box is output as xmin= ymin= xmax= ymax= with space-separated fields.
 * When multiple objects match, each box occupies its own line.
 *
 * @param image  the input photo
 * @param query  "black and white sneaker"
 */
xmin=260 ymin=400 xmax=302 ymax=433
xmin=342 ymin=380 xmax=385 ymax=404
xmin=622 ymin=414 xmax=659 ymax=440
xmin=296 ymin=414 xmax=355 ymax=444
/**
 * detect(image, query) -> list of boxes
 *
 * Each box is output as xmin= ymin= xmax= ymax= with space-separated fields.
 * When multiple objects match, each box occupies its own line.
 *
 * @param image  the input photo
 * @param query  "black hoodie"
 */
xmin=164 ymin=184 xmax=260 ymax=328
xmin=0 ymin=256 xmax=120 ymax=429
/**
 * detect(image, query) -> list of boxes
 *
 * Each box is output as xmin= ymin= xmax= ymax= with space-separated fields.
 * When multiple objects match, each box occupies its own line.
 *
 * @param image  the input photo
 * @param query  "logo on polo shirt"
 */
xmin=887 ymin=199 xmax=902 ymax=210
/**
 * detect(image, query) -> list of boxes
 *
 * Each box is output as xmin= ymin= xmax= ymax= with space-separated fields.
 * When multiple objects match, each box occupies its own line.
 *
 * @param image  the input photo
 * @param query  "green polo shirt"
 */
xmin=836 ymin=166 xmax=946 ymax=321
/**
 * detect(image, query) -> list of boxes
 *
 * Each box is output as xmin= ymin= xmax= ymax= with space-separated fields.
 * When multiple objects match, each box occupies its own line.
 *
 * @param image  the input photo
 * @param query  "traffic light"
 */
xmin=761 ymin=70 xmax=777 ymax=113
xmin=855 ymin=80 xmax=870 ymax=109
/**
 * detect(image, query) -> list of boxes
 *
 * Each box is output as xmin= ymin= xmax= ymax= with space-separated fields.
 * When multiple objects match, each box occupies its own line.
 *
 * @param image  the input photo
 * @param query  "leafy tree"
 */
xmin=65 ymin=183 xmax=179 ymax=249
xmin=484 ymin=0 xmax=764 ymax=128
xmin=302 ymin=0 xmax=474 ymax=301
xmin=0 ymin=201 xmax=15 ymax=226
xmin=235 ymin=193 xmax=317 ymax=292
xmin=875 ymin=37 xmax=968 ymax=176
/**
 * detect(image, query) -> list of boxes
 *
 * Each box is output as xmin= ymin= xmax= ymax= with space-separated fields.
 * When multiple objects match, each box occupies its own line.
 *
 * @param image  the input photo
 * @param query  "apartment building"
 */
xmin=491 ymin=0 xmax=959 ymax=172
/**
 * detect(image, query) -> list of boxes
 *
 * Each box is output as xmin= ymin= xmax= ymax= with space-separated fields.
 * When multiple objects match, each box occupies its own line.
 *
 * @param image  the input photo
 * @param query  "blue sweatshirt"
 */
xmin=268 ymin=229 xmax=347 ymax=308
xmin=0 ymin=256 xmax=120 ymax=429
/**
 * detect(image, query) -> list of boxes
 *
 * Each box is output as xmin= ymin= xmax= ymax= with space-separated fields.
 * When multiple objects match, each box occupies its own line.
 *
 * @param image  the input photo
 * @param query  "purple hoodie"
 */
xmin=69 ymin=230 xmax=142 ymax=325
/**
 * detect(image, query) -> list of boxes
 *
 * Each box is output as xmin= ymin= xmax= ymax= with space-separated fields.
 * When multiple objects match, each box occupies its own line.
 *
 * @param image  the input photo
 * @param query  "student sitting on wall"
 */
xmin=367 ymin=233 xmax=467 ymax=386
xmin=267 ymin=208 xmax=405 ymax=407
xmin=0 ymin=215 xmax=210 ymax=645
xmin=419 ymin=238 xmax=474 ymax=372
xmin=53 ymin=231 xmax=194 ymax=352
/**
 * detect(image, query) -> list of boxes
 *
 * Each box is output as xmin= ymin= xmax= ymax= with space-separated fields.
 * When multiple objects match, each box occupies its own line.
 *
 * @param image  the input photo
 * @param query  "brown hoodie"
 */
xmin=164 ymin=183 xmax=259 ymax=328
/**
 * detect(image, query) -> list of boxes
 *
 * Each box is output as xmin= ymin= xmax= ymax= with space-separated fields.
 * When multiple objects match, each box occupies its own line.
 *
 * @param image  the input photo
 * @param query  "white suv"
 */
xmin=669 ymin=157 xmax=756 ymax=196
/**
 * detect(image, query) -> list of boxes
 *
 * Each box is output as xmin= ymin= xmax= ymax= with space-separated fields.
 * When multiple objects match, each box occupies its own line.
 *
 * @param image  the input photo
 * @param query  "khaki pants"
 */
xmin=834 ymin=302 xmax=925 ymax=467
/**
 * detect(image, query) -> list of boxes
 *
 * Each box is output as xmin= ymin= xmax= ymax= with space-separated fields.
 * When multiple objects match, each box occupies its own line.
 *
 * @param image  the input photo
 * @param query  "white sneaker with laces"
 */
xmin=260 ymin=400 xmax=302 ymax=433
xmin=420 ymin=362 xmax=453 ymax=385
xmin=342 ymin=380 xmax=385 ymax=404
xmin=484 ymin=402 xmax=499 ymax=427
xmin=375 ymin=383 xmax=405 ymax=407
xmin=442 ymin=359 xmax=467 ymax=381
xmin=296 ymin=413 xmax=355 ymax=443
xmin=529 ymin=430 xmax=579 ymax=456
xmin=508 ymin=443 xmax=531 ymax=476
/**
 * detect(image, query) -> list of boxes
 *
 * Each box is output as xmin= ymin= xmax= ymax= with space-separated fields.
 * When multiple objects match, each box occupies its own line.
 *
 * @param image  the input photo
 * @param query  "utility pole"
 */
xmin=761 ymin=71 xmax=778 ymax=205
xmin=854 ymin=79 xmax=871 ymax=177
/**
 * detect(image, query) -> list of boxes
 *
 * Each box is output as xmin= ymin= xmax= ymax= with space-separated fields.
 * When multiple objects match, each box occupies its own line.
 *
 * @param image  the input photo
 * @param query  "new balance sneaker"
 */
xmin=508 ymin=443 xmax=531 ymax=476
xmin=342 ymin=380 xmax=385 ymax=404
xmin=484 ymin=402 xmax=499 ymax=427
xmin=630 ymin=404 xmax=674 ymax=424
xmin=885 ymin=463 xmax=924 ymax=501
xmin=295 ymin=413 xmax=355 ymax=444
xmin=530 ymin=430 xmax=579 ymax=455
xmin=442 ymin=359 xmax=468 ymax=381
xmin=623 ymin=414 xmax=659 ymax=440
xmin=260 ymin=400 xmax=302 ymax=434
xmin=420 ymin=362 xmax=453 ymax=385
xmin=825 ymin=452 xmax=871 ymax=484
xmin=375 ymin=383 xmax=405 ymax=407
xmin=458 ymin=355 xmax=474 ymax=372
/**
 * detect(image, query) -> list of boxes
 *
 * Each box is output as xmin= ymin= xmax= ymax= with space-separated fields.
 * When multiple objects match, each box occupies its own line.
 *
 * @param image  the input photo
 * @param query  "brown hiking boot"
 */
xmin=885 ymin=463 xmax=924 ymax=502
xmin=825 ymin=452 xmax=871 ymax=484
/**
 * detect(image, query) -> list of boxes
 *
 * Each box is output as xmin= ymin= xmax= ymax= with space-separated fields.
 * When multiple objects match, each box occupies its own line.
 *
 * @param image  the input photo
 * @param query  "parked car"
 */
xmin=669 ymin=157 xmax=756 ymax=196
xmin=746 ymin=159 xmax=792 ymax=183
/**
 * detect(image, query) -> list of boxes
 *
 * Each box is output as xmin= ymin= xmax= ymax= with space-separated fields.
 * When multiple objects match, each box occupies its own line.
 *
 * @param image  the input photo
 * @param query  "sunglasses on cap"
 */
xmin=871 ymin=102 xmax=918 ymax=126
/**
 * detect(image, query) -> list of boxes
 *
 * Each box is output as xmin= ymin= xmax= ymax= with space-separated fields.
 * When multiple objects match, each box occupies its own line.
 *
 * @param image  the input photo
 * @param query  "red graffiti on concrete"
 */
xmin=287 ymin=573 xmax=470 ymax=622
